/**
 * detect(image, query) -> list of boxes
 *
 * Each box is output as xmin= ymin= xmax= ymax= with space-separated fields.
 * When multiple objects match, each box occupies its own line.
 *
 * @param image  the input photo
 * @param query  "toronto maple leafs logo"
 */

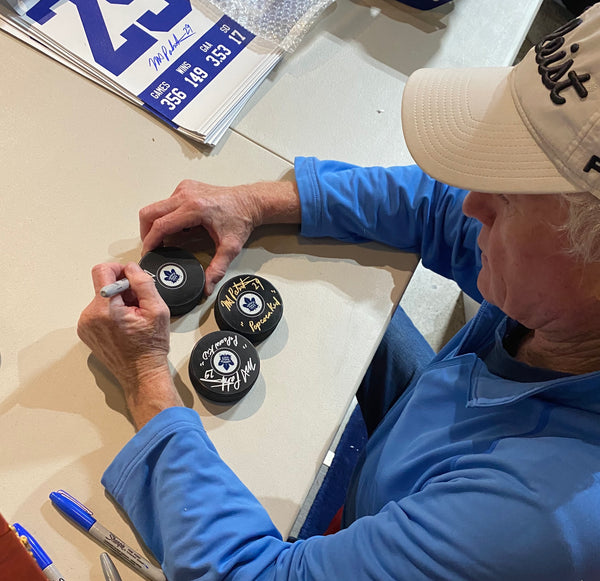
xmin=237 ymin=292 xmax=264 ymax=317
xmin=218 ymin=353 xmax=235 ymax=371
xmin=157 ymin=263 xmax=186 ymax=288
xmin=242 ymin=296 xmax=259 ymax=312
xmin=163 ymin=269 xmax=181 ymax=284
xmin=213 ymin=349 xmax=238 ymax=374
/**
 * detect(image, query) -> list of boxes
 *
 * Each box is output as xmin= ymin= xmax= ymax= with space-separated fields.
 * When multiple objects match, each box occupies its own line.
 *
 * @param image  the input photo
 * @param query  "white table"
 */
xmin=234 ymin=0 xmax=544 ymax=167
xmin=0 ymin=26 xmax=416 ymax=581
xmin=0 ymin=1 xmax=541 ymax=579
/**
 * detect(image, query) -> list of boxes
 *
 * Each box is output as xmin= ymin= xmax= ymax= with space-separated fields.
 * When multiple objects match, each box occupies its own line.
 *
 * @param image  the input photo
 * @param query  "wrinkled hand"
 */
xmin=78 ymin=262 xmax=182 ymax=429
xmin=139 ymin=179 xmax=301 ymax=295
xmin=139 ymin=181 xmax=260 ymax=295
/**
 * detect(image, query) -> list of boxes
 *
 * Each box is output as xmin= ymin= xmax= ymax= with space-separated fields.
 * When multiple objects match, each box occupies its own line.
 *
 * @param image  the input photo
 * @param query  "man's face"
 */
xmin=462 ymin=192 xmax=589 ymax=330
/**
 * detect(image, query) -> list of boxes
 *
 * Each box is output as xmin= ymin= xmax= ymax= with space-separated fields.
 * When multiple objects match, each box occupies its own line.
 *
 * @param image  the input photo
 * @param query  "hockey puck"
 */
xmin=188 ymin=331 xmax=260 ymax=403
xmin=215 ymin=275 xmax=283 ymax=343
xmin=139 ymin=247 xmax=205 ymax=316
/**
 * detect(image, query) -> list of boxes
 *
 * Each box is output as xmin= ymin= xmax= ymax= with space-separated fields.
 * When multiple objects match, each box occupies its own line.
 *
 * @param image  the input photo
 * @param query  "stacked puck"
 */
xmin=188 ymin=330 xmax=260 ymax=403
xmin=214 ymin=274 xmax=283 ymax=344
xmin=139 ymin=247 xmax=205 ymax=316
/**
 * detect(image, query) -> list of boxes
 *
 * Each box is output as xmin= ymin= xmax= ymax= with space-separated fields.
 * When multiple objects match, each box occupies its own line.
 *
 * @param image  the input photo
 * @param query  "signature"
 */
xmin=148 ymin=24 xmax=195 ymax=71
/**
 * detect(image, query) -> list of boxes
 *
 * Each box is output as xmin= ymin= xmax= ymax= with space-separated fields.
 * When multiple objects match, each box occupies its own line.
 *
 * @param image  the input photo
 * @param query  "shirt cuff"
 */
xmin=294 ymin=156 xmax=324 ymax=238
xmin=101 ymin=407 xmax=205 ymax=497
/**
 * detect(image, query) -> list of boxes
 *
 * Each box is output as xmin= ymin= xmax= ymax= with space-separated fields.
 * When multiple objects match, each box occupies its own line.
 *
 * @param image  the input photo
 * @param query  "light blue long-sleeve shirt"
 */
xmin=103 ymin=158 xmax=600 ymax=580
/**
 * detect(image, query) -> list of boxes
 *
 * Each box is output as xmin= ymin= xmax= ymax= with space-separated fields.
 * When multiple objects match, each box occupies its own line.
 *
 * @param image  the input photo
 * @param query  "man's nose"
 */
xmin=462 ymin=191 xmax=495 ymax=226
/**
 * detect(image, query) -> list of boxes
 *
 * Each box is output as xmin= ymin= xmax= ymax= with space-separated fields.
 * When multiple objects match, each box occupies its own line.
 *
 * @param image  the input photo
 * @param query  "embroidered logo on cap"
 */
xmin=534 ymin=15 xmax=600 ymax=178
xmin=535 ymin=18 xmax=591 ymax=105
xmin=584 ymin=155 xmax=600 ymax=175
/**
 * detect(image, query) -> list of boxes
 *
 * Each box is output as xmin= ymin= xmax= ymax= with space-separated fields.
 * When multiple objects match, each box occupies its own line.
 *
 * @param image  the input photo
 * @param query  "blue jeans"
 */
xmin=357 ymin=304 xmax=436 ymax=436
xmin=296 ymin=305 xmax=435 ymax=538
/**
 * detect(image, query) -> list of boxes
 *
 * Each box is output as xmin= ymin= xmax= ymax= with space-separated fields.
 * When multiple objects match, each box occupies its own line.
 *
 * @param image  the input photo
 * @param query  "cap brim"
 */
xmin=401 ymin=66 xmax=579 ymax=194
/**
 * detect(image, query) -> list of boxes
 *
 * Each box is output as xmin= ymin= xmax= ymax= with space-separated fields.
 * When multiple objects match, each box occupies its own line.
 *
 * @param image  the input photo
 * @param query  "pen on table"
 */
xmin=12 ymin=522 xmax=66 ymax=581
xmin=100 ymin=279 xmax=130 ymax=298
xmin=101 ymin=552 xmax=123 ymax=581
xmin=49 ymin=490 xmax=166 ymax=581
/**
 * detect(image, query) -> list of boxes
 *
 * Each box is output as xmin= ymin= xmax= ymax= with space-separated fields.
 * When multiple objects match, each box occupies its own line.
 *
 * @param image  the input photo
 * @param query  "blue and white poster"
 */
xmin=0 ymin=0 xmax=282 ymax=144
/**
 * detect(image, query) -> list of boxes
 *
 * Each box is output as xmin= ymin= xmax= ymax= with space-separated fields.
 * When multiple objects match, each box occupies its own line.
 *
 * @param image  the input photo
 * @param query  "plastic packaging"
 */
xmin=202 ymin=0 xmax=335 ymax=52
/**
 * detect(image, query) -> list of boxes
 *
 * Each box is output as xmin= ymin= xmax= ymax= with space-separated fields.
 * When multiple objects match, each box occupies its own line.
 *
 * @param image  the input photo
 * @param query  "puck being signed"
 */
xmin=139 ymin=247 xmax=205 ymax=316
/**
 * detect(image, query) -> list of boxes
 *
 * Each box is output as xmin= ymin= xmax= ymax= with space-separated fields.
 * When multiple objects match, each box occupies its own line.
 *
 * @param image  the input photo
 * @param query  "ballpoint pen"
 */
xmin=49 ymin=490 xmax=166 ymax=581
xmin=12 ymin=522 xmax=66 ymax=581
xmin=101 ymin=552 xmax=123 ymax=581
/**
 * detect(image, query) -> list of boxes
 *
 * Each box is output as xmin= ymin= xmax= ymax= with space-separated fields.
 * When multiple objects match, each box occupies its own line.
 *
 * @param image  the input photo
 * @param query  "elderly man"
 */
xmin=78 ymin=5 xmax=600 ymax=580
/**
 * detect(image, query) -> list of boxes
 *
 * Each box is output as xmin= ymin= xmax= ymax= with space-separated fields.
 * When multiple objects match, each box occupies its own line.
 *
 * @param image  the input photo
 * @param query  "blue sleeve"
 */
xmin=102 ymin=407 xmax=575 ymax=581
xmin=295 ymin=157 xmax=483 ymax=302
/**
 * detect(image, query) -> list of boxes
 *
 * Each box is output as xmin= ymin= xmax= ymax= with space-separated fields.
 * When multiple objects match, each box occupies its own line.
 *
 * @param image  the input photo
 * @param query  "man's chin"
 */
xmin=476 ymin=275 xmax=496 ymax=308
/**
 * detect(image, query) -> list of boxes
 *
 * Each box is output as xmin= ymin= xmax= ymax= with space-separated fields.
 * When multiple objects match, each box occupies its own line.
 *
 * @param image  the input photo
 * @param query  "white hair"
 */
xmin=559 ymin=192 xmax=600 ymax=263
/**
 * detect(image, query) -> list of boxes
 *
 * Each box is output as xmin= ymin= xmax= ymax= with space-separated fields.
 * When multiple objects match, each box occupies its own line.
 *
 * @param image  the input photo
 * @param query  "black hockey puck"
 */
xmin=189 ymin=331 xmax=260 ymax=403
xmin=139 ymin=247 xmax=205 ymax=316
xmin=214 ymin=275 xmax=283 ymax=343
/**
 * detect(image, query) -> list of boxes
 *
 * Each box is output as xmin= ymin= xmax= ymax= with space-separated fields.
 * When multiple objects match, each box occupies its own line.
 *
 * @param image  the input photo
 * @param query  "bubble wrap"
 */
xmin=202 ymin=0 xmax=334 ymax=52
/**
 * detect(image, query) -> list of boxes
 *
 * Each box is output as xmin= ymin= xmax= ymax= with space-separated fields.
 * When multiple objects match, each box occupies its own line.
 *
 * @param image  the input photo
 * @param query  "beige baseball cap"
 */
xmin=401 ymin=4 xmax=600 ymax=198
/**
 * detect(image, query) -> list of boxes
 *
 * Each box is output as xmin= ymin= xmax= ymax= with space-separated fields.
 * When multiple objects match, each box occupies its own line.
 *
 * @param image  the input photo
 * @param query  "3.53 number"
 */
xmin=206 ymin=44 xmax=231 ymax=67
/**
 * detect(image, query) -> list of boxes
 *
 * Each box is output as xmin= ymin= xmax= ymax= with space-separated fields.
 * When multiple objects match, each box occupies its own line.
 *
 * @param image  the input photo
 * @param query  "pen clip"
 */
xmin=50 ymin=489 xmax=98 ymax=530
xmin=56 ymin=489 xmax=94 ymax=516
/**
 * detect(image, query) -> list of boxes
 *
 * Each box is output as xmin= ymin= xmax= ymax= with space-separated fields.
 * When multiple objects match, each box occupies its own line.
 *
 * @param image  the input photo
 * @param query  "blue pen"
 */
xmin=49 ymin=490 xmax=166 ymax=581
xmin=12 ymin=522 xmax=66 ymax=581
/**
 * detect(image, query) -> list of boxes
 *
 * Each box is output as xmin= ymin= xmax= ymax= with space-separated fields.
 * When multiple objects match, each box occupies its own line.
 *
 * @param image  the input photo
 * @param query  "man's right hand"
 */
xmin=139 ymin=179 xmax=301 ymax=295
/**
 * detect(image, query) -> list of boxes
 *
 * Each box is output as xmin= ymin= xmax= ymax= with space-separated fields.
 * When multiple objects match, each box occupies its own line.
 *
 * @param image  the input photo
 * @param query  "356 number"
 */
xmin=160 ymin=87 xmax=187 ymax=110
